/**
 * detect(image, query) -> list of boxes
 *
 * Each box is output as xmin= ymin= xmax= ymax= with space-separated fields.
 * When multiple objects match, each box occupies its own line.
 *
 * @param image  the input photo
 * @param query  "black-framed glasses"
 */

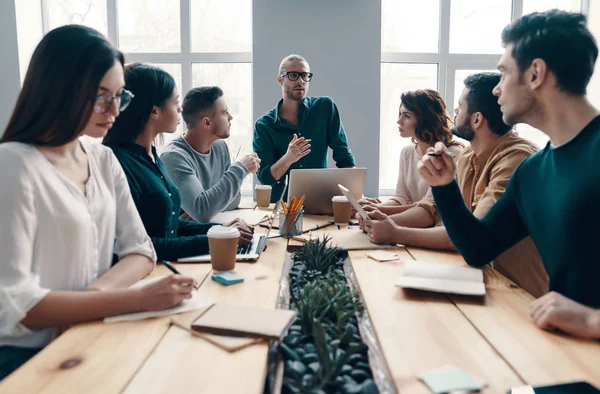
xmin=280 ymin=71 xmax=313 ymax=82
xmin=94 ymin=89 xmax=134 ymax=114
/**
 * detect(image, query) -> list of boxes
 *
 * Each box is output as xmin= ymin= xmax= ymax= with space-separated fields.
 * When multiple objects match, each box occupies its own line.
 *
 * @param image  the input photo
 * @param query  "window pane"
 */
xmin=515 ymin=124 xmax=549 ymax=149
xmin=47 ymin=0 xmax=108 ymax=34
xmin=191 ymin=0 xmax=251 ymax=52
xmin=117 ymin=0 xmax=180 ymax=52
xmin=148 ymin=64 xmax=183 ymax=149
xmin=382 ymin=0 xmax=439 ymax=53
xmin=523 ymin=0 xmax=581 ymax=14
xmin=192 ymin=63 xmax=253 ymax=192
xmin=15 ymin=0 xmax=43 ymax=82
xmin=380 ymin=63 xmax=438 ymax=191
xmin=450 ymin=0 xmax=511 ymax=54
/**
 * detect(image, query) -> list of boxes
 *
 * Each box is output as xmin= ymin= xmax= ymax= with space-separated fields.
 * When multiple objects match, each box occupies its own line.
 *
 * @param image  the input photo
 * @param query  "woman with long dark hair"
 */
xmin=0 ymin=26 xmax=195 ymax=380
xmin=103 ymin=64 xmax=253 ymax=261
xmin=360 ymin=89 xmax=463 ymax=215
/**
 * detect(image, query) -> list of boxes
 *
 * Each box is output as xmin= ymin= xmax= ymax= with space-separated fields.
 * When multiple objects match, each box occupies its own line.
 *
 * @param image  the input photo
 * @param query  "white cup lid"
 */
xmin=255 ymin=185 xmax=272 ymax=190
xmin=332 ymin=195 xmax=349 ymax=202
xmin=207 ymin=225 xmax=240 ymax=239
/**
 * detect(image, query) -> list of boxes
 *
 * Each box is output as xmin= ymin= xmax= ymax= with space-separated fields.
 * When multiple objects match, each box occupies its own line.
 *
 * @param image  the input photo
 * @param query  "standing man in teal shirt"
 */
xmin=253 ymin=54 xmax=356 ymax=202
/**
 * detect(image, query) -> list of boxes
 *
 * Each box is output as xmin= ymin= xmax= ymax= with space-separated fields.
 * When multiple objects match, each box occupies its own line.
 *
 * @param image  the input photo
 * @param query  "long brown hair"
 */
xmin=400 ymin=89 xmax=458 ymax=147
xmin=0 ymin=25 xmax=124 ymax=146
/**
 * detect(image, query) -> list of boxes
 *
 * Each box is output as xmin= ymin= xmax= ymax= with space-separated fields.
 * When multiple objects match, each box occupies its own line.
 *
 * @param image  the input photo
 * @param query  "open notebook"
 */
xmin=395 ymin=261 xmax=486 ymax=296
xmin=103 ymin=277 xmax=205 ymax=323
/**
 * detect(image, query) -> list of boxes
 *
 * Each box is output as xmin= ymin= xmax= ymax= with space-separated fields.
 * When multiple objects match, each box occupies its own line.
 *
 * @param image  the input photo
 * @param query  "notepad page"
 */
xmin=103 ymin=277 xmax=205 ymax=323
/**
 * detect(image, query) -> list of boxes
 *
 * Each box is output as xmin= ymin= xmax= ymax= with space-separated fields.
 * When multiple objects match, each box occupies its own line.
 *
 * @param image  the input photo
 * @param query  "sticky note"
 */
xmin=212 ymin=272 xmax=244 ymax=286
xmin=420 ymin=367 xmax=483 ymax=393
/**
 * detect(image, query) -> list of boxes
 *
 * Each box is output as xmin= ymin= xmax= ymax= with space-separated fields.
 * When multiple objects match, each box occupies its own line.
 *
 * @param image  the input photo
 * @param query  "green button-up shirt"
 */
xmin=253 ymin=96 xmax=355 ymax=201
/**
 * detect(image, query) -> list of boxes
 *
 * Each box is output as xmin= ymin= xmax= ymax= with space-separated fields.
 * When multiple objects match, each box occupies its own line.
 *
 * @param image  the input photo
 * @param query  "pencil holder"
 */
xmin=278 ymin=209 xmax=303 ymax=238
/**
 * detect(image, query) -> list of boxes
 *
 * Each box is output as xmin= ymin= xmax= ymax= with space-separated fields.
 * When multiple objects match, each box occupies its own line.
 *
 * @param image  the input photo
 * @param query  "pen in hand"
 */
xmin=160 ymin=260 xmax=199 ymax=290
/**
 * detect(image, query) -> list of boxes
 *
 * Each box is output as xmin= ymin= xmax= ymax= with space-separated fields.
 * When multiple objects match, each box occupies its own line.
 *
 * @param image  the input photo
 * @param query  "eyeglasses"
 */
xmin=280 ymin=71 xmax=313 ymax=82
xmin=93 ymin=89 xmax=134 ymax=114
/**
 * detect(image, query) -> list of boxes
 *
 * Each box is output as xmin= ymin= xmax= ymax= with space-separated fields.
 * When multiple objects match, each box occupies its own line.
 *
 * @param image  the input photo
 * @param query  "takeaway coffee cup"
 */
xmin=332 ymin=195 xmax=352 ymax=225
xmin=255 ymin=185 xmax=272 ymax=208
xmin=207 ymin=225 xmax=240 ymax=271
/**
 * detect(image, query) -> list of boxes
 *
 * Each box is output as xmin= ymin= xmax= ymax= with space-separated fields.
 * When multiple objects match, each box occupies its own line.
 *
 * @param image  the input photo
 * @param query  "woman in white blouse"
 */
xmin=360 ymin=89 xmax=463 ymax=217
xmin=0 ymin=25 xmax=196 ymax=380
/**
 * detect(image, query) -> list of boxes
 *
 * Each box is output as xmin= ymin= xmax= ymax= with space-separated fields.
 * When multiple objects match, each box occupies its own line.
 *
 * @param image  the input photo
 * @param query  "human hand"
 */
xmin=239 ymin=153 xmax=261 ymax=174
xmin=283 ymin=134 xmax=311 ymax=165
xmin=417 ymin=142 xmax=456 ymax=187
xmin=530 ymin=291 xmax=600 ymax=339
xmin=359 ymin=197 xmax=381 ymax=205
xmin=225 ymin=218 xmax=254 ymax=246
xmin=363 ymin=215 xmax=398 ymax=245
xmin=137 ymin=275 xmax=197 ymax=311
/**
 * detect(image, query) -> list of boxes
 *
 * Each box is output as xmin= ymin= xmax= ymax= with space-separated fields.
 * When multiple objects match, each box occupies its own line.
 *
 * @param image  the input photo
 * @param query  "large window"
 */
xmin=380 ymin=0 xmax=585 ymax=194
xmin=14 ymin=0 xmax=253 ymax=192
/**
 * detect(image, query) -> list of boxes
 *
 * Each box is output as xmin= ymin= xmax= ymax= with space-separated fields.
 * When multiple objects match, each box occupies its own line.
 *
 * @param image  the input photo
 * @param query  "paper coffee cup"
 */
xmin=207 ymin=225 xmax=240 ymax=271
xmin=332 ymin=195 xmax=352 ymax=225
xmin=255 ymin=185 xmax=272 ymax=208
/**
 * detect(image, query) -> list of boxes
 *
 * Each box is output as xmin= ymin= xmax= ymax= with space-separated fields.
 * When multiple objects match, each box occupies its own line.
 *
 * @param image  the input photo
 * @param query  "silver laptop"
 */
xmin=287 ymin=168 xmax=367 ymax=214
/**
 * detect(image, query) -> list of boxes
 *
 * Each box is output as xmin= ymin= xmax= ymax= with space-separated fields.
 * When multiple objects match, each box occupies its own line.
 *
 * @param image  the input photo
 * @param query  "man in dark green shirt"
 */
xmin=253 ymin=54 xmax=355 ymax=202
xmin=419 ymin=10 xmax=600 ymax=339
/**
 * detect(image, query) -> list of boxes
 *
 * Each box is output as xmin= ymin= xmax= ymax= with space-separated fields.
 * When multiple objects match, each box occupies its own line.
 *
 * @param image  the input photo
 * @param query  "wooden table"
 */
xmin=1 ymin=218 xmax=599 ymax=394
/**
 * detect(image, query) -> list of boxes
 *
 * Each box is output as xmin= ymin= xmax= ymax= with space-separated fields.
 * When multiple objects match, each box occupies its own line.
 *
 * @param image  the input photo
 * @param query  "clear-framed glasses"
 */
xmin=280 ymin=71 xmax=314 ymax=82
xmin=93 ymin=89 xmax=134 ymax=114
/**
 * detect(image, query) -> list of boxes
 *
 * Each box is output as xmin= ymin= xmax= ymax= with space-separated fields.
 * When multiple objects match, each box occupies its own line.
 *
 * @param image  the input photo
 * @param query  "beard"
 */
xmin=284 ymin=86 xmax=306 ymax=101
xmin=451 ymin=122 xmax=475 ymax=141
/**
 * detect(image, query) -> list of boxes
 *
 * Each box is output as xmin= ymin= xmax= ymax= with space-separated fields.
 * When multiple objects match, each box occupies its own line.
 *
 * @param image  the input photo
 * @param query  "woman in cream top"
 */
xmin=360 ymin=89 xmax=463 ymax=215
xmin=0 ymin=25 xmax=196 ymax=381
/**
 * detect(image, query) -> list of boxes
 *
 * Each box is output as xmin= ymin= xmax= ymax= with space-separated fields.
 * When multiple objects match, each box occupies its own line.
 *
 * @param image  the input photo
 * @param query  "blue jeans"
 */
xmin=0 ymin=346 xmax=42 ymax=381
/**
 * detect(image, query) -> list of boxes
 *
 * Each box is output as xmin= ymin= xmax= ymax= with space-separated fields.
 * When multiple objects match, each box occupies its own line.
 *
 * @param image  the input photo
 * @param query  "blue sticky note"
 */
xmin=420 ymin=368 xmax=483 ymax=393
xmin=211 ymin=272 xmax=244 ymax=286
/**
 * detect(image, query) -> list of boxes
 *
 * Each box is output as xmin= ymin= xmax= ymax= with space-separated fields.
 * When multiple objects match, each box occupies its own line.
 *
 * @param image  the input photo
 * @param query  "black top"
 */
xmin=432 ymin=116 xmax=600 ymax=307
xmin=105 ymin=141 xmax=214 ymax=261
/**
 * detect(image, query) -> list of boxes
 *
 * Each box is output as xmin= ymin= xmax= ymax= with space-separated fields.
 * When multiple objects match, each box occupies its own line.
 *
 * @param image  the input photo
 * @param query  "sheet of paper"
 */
xmin=103 ymin=277 xmax=205 ymax=323
xmin=419 ymin=365 xmax=484 ymax=393
xmin=403 ymin=261 xmax=484 ymax=283
xmin=365 ymin=250 xmax=399 ymax=262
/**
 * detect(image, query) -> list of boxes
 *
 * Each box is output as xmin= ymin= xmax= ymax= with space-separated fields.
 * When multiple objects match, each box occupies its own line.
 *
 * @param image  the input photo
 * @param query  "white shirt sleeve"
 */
xmin=0 ymin=150 xmax=50 ymax=337
xmin=109 ymin=151 xmax=157 ymax=264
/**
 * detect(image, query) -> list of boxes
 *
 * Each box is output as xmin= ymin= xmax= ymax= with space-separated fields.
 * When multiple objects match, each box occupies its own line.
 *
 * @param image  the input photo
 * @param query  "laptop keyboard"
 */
xmin=237 ymin=238 xmax=255 ymax=255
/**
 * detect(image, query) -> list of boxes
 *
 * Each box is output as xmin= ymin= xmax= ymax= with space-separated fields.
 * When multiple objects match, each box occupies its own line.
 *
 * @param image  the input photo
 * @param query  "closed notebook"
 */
xmin=191 ymin=303 xmax=297 ymax=341
xmin=318 ymin=229 xmax=399 ymax=251
xmin=395 ymin=261 xmax=486 ymax=296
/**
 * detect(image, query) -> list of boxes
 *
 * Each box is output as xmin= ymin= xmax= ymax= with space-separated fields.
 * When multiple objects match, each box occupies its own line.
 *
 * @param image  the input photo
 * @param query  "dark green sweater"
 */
xmin=433 ymin=115 xmax=600 ymax=308
xmin=105 ymin=142 xmax=214 ymax=261
xmin=253 ymin=96 xmax=356 ymax=202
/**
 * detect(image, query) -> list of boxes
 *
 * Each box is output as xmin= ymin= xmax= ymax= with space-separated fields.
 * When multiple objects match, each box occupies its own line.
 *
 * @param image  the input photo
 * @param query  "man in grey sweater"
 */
xmin=161 ymin=86 xmax=260 ymax=223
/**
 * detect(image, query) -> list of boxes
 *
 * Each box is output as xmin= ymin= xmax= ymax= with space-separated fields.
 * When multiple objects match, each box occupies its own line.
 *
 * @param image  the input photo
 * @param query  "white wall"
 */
xmin=253 ymin=0 xmax=382 ymax=197
xmin=588 ymin=0 xmax=600 ymax=108
xmin=0 ymin=0 xmax=20 ymax=134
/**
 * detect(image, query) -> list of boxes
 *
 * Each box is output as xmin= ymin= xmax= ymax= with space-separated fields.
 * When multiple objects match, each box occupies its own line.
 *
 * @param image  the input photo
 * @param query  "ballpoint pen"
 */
xmin=160 ymin=260 xmax=199 ymax=290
